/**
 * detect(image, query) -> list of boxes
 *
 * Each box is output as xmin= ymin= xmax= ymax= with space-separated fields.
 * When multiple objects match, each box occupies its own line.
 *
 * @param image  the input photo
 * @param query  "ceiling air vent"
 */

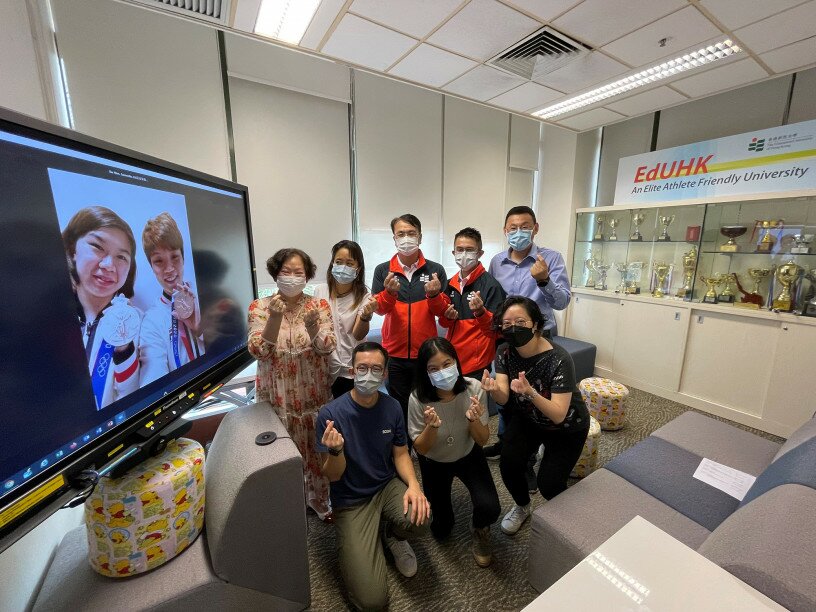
xmin=488 ymin=26 xmax=591 ymax=82
xmin=132 ymin=0 xmax=231 ymax=25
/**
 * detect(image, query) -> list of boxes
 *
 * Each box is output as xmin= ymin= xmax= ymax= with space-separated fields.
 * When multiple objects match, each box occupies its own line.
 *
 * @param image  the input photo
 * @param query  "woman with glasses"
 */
xmin=480 ymin=296 xmax=589 ymax=536
xmin=248 ymin=247 xmax=336 ymax=521
xmin=313 ymin=240 xmax=378 ymax=398
xmin=407 ymin=337 xmax=500 ymax=567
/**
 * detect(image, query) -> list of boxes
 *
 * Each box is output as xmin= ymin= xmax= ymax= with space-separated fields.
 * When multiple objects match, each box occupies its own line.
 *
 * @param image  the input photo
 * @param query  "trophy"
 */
xmin=614 ymin=262 xmax=628 ymax=294
xmin=630 ymin=211 xmax=645 ymax=241
xmin=719 ymin=273 xmax=737 ymax=304
xmin=608 ymin=218 xmax=620 ymax=241
xmin=772 ymin=259 xmax=802 ymax=312
xmin=676 ymin=245 xmax=697 ymax=299
xmin=803 ymin=269 xmax=816 ymax=317
xmin=755 ymin=219 xmax=784 ymax=253
xmin=625 ymin=261 xmax=644 ymax=294
xmin=594 ymin=262 xmax=611 ymax=290
xmin=593 ymin=215 xmax=605 ymax=241
xmin=657 ymin=215 xmax=675 ymax=241
xmin=791 ymin=234 xmax=814 ymax=254
xmin=748 ymin=268 xmax=771 ymax=297
xmin=699 ymin=274 xmax=724 ymax=304
xmin=584 ymin=252 xmax=597 ymax=288
xmin=652 ymin=262 xmax=673 ymax=298
xmin=719 ymin=225 xmax=747 ymax=252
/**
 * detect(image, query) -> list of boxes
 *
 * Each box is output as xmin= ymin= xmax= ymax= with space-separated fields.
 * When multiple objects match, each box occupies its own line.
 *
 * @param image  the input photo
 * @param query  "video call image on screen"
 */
xmin=0 ymin=123 xmax=254 ymax=502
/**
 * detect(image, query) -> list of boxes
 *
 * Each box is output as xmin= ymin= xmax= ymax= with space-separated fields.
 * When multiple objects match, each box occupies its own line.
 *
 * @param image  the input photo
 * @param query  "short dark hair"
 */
xmin=504 ymin=206 xmax=536 ymax=225
xmin=454 ymin=227 xmax=482 ymax=250
xmin=352 ymin=341 xmax=389 ymax=369
xmin=413 ymin=337 xmax=468 ymax=404
xmin=390 ymin=214 xmax=421 ymax=234
xmin=495 ymin=296 xmax=547 ymax=333
xmin=266 ymin=248 xmax=317 ymax=281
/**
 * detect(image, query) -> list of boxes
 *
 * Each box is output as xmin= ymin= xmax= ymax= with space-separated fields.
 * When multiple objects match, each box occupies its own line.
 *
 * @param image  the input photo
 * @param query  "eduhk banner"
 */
xmin=614 ymin=119 xmax=816 ymax=205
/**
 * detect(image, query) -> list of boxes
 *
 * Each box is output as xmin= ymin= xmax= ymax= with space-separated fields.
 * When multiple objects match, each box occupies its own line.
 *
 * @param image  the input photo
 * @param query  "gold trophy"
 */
xmin=755 ymin=219 xmax=784 ymax=253
xmin=652 ymin=262 xmax=673 ymax=298
xmin=676 ymin=245 xmax=697 ymax=300
xmin=608 ymin=218 xmax=620 ymax=241
xmin=593 ymin=215 xmax=605 ymax=241
xmin=748 ymin=268 xmax=771 ymax=296
xmin=719 ymin=226 xmax=747 ymax=252
xmin=614 ymin=262 xmax=628 ymax=293
xmin=584 ymin=252 xmax=597 ymax=288
xmin=657 ymin=215 xmax=675 ymax=241
xmin=719 ymin=273 xmax=737 ymax=303
xmin=772 ymin=260 xmax=802 ymax=312
xmin=699 ymin=273 xmax=724 ymax=304
xmin=630 ymin=211 xmax=645 ymax=241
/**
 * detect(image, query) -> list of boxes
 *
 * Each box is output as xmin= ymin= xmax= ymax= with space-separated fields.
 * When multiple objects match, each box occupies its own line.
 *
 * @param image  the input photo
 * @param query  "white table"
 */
xmin=524 ymin=516 xmax=784 ymax=611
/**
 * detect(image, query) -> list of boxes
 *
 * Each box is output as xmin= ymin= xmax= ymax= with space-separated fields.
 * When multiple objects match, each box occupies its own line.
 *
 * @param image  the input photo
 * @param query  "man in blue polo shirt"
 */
xmin=316 ymin=341 xmax=430 ymax=611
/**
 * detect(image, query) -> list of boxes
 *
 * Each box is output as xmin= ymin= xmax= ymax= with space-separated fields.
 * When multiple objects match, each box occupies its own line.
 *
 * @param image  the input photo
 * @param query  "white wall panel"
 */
xmin=596 ymin=114 xmax=654 ymax=207
xmin=509 ymin=114 xmax=540 ymax=170
xmin=0 ymin=0 xmax=47 ymax=120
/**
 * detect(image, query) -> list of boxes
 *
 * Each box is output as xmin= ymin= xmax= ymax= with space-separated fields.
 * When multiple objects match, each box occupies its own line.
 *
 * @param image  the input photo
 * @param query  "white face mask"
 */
xmin=454 ymin=251 xmax=479 ymax=272
xmin=395 ymin=236 xmax=419 ymax=257
xmin=276 ymin=274 xmax=307 ymax=297
xmin=354 ymin=371 xmax=383 ymax=395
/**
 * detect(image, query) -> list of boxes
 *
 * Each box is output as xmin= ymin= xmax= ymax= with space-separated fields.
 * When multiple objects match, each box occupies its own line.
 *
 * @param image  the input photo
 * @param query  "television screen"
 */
xmin=0 ymin=108 xmax=256 ymax=529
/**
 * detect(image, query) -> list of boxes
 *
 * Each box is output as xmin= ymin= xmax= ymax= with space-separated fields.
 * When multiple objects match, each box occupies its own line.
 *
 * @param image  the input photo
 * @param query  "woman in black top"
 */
xmin=481 ymin=296 xmax=589 ymax=535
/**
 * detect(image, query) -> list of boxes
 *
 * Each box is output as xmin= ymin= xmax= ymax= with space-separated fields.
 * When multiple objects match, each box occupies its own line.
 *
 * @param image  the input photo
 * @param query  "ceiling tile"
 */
xmin=322 ymin=14 xmax=418 ymax=71
xmin=553 ymin=0 xmax=686 ymax=47
xmin=759 ymin=36 xmax=816 ymax=73
xmin=535 ymin=51 xmax=628 ymax=93
xmin=556 ymin=108 xmax=626 ymax=131
xmin=604 ymin=86 xmax=688 ymax=116
xmin=427 ymin=0 xmax=541 ymax=60
xmin=301 ymin=0 xmax=347 ymax=49
xmin=699 ymin=0 xmax=805 ymax=31
xmin=734 ymin=1 xmax=816 ymax=55
xmin=389 ymin=44 xmax=478 ymax=87
xmin=501 ymin=0 xmax=581 ymax=22
xmin=349 ymin=0 xmax=462 ymax=39
xmin=602 ymin=7 xmax=722 ymax=66
xmin=443 ymin=65 xmax=527 ymax=101
xmin=670 ymin=58 xmax=768 ymax=97
xmin=489 ymin=81 xmax=564 ymax=112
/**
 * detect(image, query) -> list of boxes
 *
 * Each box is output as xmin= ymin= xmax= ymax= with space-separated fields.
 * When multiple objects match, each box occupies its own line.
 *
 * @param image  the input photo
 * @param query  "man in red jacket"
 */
xmin=372 ymin=214 xmax=447 ymax=428
xmin=427 ymin=227 xmax=506 ymax=379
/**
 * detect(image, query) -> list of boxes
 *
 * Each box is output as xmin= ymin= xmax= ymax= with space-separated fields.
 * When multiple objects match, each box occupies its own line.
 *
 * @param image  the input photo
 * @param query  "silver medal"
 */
xmin=172 ymin=288 xmax=195 ymax=320
xmin=98 ymin=295 xmax=141 ymax=347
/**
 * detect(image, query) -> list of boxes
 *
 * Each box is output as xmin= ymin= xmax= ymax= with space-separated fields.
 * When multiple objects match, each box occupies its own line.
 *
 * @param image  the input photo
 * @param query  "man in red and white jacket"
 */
xmin=427 ymin=227 xmax=506 ymax=379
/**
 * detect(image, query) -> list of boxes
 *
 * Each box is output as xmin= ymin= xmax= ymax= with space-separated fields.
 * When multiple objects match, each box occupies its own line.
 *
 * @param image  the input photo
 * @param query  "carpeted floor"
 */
xmin=304 ymin=387 xmax=784 ymax=611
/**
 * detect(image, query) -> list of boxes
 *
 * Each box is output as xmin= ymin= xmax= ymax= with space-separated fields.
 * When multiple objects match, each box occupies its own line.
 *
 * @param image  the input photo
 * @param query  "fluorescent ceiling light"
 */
xmin=255 ymin=0 xmax=321 ymax=44
xmin=533 ymin=40 xmax=740 ymax=120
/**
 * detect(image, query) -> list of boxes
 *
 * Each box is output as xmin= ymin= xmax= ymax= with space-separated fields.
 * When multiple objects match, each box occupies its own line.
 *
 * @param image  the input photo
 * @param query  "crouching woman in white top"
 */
xmin=407 ymin=337 xmax=501 ymax=567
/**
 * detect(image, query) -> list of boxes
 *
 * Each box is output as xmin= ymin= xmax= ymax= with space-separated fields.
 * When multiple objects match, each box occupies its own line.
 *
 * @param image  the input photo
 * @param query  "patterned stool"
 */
xmin=84 ymin=438 xmax=205 ymax=577
xmin=579 ymin=377 xmax=629 ymax=431
xmin=570 ymin=415 xmax=601 ymax=478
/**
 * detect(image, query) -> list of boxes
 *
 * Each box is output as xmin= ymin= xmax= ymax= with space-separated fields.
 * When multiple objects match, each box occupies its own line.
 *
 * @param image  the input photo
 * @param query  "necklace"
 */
xmin=435 ymin=400 xmax=456 ymax=446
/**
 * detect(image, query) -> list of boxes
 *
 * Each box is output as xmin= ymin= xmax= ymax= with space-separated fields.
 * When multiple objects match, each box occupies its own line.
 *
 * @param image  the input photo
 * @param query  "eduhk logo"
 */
xmin=748 ymin=137 xmax=765 ymax=152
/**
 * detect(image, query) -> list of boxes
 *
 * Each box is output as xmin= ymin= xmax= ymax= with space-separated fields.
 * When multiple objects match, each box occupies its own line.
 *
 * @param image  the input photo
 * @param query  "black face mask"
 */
xmin=503 ymin=325 xmax=535 ymax=347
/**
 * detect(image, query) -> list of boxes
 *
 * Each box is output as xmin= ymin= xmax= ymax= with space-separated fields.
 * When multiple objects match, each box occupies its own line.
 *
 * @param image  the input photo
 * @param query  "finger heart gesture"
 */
xmin=384 ymin=272 xmax=401 ymax=296
xmin=480 ymin=369 xmax=497 ymax=392
xmin=510 ymin=371 xmax=533 ymax=396
xmin=443 ymin=304 xmax=459 ymax=320
xmin=362 ymin=296 xmax=379 ymax=317
xmin=423 ymin=406 xmax=441 ymax=428
xmin=468 ymin=290 xmax=485 ymax=316
xmin=465 ymin=395 xmax=483 ymax=422
xmin=269 ymin=293 xmax=286 ymax=315
xmin=425 ymin=272 xmax=441 ymax=298
xmin=321 ymin=420 xmax=345 ymax=452
xmin=530 ymin=254 xmax=550 ymax=282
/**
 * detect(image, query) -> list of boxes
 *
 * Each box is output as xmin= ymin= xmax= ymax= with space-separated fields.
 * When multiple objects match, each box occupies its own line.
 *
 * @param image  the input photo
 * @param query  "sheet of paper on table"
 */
xmin=693 ymin=457 xmax=756 ymax=501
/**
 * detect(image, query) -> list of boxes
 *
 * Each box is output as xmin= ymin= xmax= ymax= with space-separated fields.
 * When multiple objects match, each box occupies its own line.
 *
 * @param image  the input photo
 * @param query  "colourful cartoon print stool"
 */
xmin=579 ymin=377 xmax=629 ymax=431
xmin=570 ymin=415 xmax=601 ymax=478
xmin=84 ymin=438 xmax=205 ymax=577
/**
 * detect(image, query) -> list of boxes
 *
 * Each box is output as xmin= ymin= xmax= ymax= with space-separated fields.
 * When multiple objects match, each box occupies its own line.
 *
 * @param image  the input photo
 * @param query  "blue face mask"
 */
xmin=507 ymin=229 xmax=533 ymax=251
xmin=331 ymin=263 xmax=358 ymax=285
xmin=429 ymin=364 xmax=459 ymax=391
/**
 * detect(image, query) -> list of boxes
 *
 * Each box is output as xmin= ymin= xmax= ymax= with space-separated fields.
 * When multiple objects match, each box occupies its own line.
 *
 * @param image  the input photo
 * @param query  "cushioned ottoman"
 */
xmin=570 ymin=415 xmax=601 ymax=478
xmin=579 ymin=377 xmax=628 ymax=431
xmin=552 ymin=336 xmax=596 ymax=383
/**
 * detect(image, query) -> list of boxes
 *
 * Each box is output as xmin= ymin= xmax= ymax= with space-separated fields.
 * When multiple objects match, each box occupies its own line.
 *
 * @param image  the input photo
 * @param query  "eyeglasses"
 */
xmin=394 ymin=230 xmax=419 ymax=239
xmin=507 ymin=225 xmax=534 ymax=233
xmin=500 ymin=318 xmax=533 ymax=330
xmin=355 ymin=364 xmax=384 ymax=376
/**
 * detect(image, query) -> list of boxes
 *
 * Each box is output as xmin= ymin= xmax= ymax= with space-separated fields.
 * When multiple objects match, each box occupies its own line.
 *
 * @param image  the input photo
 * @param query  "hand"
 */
xmin=304 ymin=309 xmax=320 ymax=337
xmin=424 ymin=272 xmax=441 ymax=298
xmin=481 ymin=369 xmax=498 ymax=392
xmin=268 ymin=293 xmax=287 ymax=318
xmin=383 ymin=272 xmax=401 ymax=296
xmin=423 ymin=406 xmax=442 ymax=429
xmin=510 ymin=371 xmax=534 ymax=397
xmin=531 ymin=254 xmax=550 ymax=283
xmin=321 ymin=420 xmax=345 ymax=452
xmin=361 ymin=296 xmax=379 ymax=318
xmin=468 ymin=290 xmax=485 ymax=317
xmin=465 ymin=395 xmax=483 ymax=422
xmin=443 ymin=304 xmax=459 ymax=320
xmin=403 ymin=485 xmax=431 ymax=526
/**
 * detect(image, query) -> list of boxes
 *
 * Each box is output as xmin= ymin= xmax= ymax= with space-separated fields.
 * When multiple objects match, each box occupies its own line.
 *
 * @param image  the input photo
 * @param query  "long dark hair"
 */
xmin=494 ymin=296 xmax=547 ymax=334
xmin=326 ymin=240 xmax=367 ymax=309
xmin=62 ymin=205 xmax=137 ymax=298
xmin=413 ymin=337 xmax=468 ymax=403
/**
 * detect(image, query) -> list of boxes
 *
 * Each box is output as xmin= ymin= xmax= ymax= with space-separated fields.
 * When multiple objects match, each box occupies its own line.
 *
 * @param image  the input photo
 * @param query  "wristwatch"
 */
xmin=536 ymin=278 xmax=549 ymax=288
xmin=328 ymin=447 xmax=343 ymax=456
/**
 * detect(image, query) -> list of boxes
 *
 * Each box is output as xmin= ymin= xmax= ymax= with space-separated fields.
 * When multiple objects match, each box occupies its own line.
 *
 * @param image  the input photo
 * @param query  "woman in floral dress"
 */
xmin=247 ymin=248 xmax=336 ymax=520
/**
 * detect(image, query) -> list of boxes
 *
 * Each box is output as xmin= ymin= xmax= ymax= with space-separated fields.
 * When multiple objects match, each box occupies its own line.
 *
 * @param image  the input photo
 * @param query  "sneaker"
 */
xmin=526 ymin=455 xmax=538 ymax=495
xmin=483 ymin=440 xmax=502 ymax=462
xmin=471 ymin=526 xmax=493 ymax=567
xmin=384 ymin=531 xmax=418 ymax=577
xmin=501 ymin=504 xmax=531 ymax=535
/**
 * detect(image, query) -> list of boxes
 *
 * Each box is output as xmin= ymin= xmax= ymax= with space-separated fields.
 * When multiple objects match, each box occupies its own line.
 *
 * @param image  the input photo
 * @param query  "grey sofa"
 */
xmin=528 ymin=410 xmax=816 ymax=611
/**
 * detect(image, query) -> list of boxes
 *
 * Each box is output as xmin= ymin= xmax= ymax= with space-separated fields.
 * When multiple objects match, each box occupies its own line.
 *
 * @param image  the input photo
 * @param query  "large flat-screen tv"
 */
xmin=0 ymin=107 xmax=256 ymax=544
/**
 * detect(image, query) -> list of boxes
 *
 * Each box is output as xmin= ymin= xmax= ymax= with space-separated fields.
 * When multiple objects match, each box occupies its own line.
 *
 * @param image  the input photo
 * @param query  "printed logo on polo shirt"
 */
xmin=419 ymin=274 xmax=430 ymax=283
xmin=382 ymin=429 xmax=392 ymax=434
